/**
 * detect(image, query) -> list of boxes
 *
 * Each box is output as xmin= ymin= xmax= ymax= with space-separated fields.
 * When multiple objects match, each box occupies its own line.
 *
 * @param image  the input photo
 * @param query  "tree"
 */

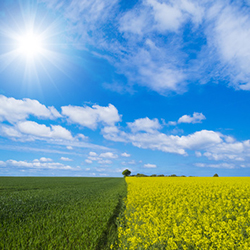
xmin=136 ymin=173 xmax=148 ymax=177
xmin=122 ymin=169 xmax=131 ymax=177
xmin=213 ymin=173 xmax=219 ymax=177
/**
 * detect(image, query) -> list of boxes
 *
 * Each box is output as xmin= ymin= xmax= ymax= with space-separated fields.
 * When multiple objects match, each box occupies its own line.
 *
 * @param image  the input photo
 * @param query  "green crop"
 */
xmin=0 ymin=177 xmax=126 ymax=250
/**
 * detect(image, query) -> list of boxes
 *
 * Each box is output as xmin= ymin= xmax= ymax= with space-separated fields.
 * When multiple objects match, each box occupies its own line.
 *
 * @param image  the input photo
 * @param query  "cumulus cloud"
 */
xmin=0 ymin=95 xmax=61 ymax=123
xmin=85 ymin=151 xmax=118 ymax=165
xmin=102 ymin=121 xmax=250 ymax=165
xmin=101 ymin=126 xmax=127 ymax=142
xmin=89 ymin=151 xmax=98 ymax=157
xmin=121 ymin=152 xmax=130 ymax=157
xmin=2 ymin=158 xmax=79 ymax=170
xmin=103 ymin=121 xmax=223 ymax=156
xmin=85 ymin=159 xmax=93 ymax=164
xmin=0 ymin=121 xmax=82 ymax=146
xmin=98 ymin=159 xmax=112 ymax=164
xmin=60 ymin=157 xmax=73 ymax=161
xmin=0 ymin=125 xmax=23 ymax=138
xmin=39 ymin=157 xmax=53 ymax=162
xmin=195 ymin=151 xmax=202 ymax=157
xmin=178 ymin=112 xmax=206 ymax=124
xmin=0 ymin=160 xmax=6 ymax=166
xmin=127 ymin=117 xmax=162 ymax=133
xmin=17 ymin=121 xmax=73 ymax=141
xmin=168 ymin=112 xmax=206 ymax=126
xmin=99 ymin=152 xmax=118 ymax=159
xmin=168 ymin=121 xmax=177 ymax=126
xmin=61 ymin=103 xmax=121 ymax=129
xmin=144 ymin=163 xmax=157 ymax=168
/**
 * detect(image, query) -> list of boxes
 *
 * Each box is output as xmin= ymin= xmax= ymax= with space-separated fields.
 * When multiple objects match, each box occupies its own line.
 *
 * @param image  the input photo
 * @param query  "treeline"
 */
xmin=130 ymin=173 xmax=219 ymax=177
xmin=131 ymin=173 xmax=189 ymax=177
xmin=122 ymin=169 xmax=219 ymax=177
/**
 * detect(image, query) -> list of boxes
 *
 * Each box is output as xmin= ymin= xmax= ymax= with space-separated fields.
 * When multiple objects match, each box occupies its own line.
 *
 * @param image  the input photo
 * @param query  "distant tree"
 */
xmin=150 ymin=174 xmax=157 ymax=177
xmin=157 ymin=174 xmax=165 ymax=177
xmin=122 ymin=169 xmax=131 ymax=177
xmin=181 ymin=175 xmax=186 ymax=177
xmin=170 ymin=174 xmax=177 ymax=177
xmin=136 ymin=173 xmax=148 ymax=177
xmin=213 ymin=173 xmax=219 ymax=177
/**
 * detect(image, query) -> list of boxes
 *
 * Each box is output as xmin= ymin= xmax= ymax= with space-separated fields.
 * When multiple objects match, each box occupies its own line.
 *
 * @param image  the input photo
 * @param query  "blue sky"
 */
xmin=1 ymin=0 xmax=250 ymax=177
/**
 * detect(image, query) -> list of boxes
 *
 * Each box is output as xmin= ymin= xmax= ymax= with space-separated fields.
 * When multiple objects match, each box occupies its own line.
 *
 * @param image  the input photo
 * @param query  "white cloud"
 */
xmin=102 ymin=120 xmax=226 ymax=156
xmin=168 ymin=121 xmax=177 ymax=126
xmin=85 ymin=159 xmax=93 ymax=164
xmin=146 ymin=0 xmax=184 ymax=32
xmin=0 ymin=95 xmax=61 ymax=123
xmin=60 ymin=157 xmax=73 ymax=161
xmin=121 ymin=152 xmax=130 ymax=157
xmin=122 ymin=160 xmax=136 ymax=165
xmin=61 ymin=103 xmax=121 ymax=129
xmin=17 ymin=121 xmax=73 ymax=141
xmin=178 ymin=112 xmax=206 ymax=124
xmin=195 ymin=162 xmax=235 ymax=169
xmin=95 ymin=167 xmax=106 ymax=172
xmin=65 ymin=0 xmax=118 ymax=34
xmin=88 ymin=156 xmax=99 ymax=161
xmin=114 ymin=0 xmax=205 ymax=95
xmin=0 ymin=160 xmax=6 ymax=166
xmin=120 ymin=46 xmax=187 ymax=95
xmin=195 ymin=151 xmax=202 ymax=157
xmin=99 ymin=152 xmax=118 ymax=159
xmin=89 ymin=151 xmax=98 ymax=156
xmin=103 ymin=116 xmax=250 ymax=163
xmin=0 ymin=125 xmax=23 ymax=138
xmin=128 ymin=160 xmax=136 ymax=165
xmin=3 ymin=158 xmax=79 ymax=170
xmin=67 ymin=146 xmax=73 ymax=150
xmin=41 ymin=0 xmax=250 ymax=95
xmin=119 ymin=7 xmax=148 ymax=35
xmin=86 ymin=151 xmax=117 ymax=165
xmin=40 ymin=157 xmax=53 ymax=162
xmin=208 ymin=4 xmax=250 ymax=89
xmin=127 ymin=117 xmax=162 ymax=133
xmin=77 ymin=134 xmax=88 ymax=140
xmin=144 ymin=163 xmax=157 ymax=168
xmin=120 ymin=0 xmax=203 ymax=35
xmin=101 ymin=126 xmax=127 ymax=142
xmin=98 ymin=159 xmax=112 ymax=164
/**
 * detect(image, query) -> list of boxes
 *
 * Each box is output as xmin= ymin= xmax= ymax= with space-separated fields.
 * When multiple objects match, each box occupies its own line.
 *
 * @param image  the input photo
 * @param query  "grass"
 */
xmin=0 ymin=177 xmax=127 ymax=250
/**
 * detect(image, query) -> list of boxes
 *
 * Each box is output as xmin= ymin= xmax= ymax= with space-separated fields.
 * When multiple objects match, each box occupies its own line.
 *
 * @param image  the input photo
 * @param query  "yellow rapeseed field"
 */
xmin=118 ymin=177 xmax=250 ymax=250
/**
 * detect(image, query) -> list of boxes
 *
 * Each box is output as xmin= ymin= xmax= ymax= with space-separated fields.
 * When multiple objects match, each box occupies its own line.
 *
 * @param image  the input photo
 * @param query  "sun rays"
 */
xmin=0 ymin=3 xmax=70 ymax=90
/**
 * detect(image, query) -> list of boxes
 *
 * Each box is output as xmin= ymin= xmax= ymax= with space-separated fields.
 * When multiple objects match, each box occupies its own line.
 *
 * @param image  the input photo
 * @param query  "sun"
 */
xmin=0 ymin=4 xmax=69 ymax=88
xmin=17 ymin=32 xmax=44 ymax=59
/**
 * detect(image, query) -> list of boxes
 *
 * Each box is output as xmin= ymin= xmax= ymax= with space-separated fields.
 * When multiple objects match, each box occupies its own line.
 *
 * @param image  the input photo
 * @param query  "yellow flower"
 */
xmin=118 ymin=177 xmax=250 ymax=249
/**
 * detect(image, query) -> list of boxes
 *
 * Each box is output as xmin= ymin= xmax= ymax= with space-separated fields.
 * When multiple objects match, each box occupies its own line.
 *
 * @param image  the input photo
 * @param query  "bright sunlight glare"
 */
xmin=18 ymin=32 xmax=43 ymax=58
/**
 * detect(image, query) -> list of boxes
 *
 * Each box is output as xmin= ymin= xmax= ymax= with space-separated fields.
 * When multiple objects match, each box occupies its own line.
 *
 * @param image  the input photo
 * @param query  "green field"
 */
xmin=0 ymin=177 xmax=126 ymax=250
